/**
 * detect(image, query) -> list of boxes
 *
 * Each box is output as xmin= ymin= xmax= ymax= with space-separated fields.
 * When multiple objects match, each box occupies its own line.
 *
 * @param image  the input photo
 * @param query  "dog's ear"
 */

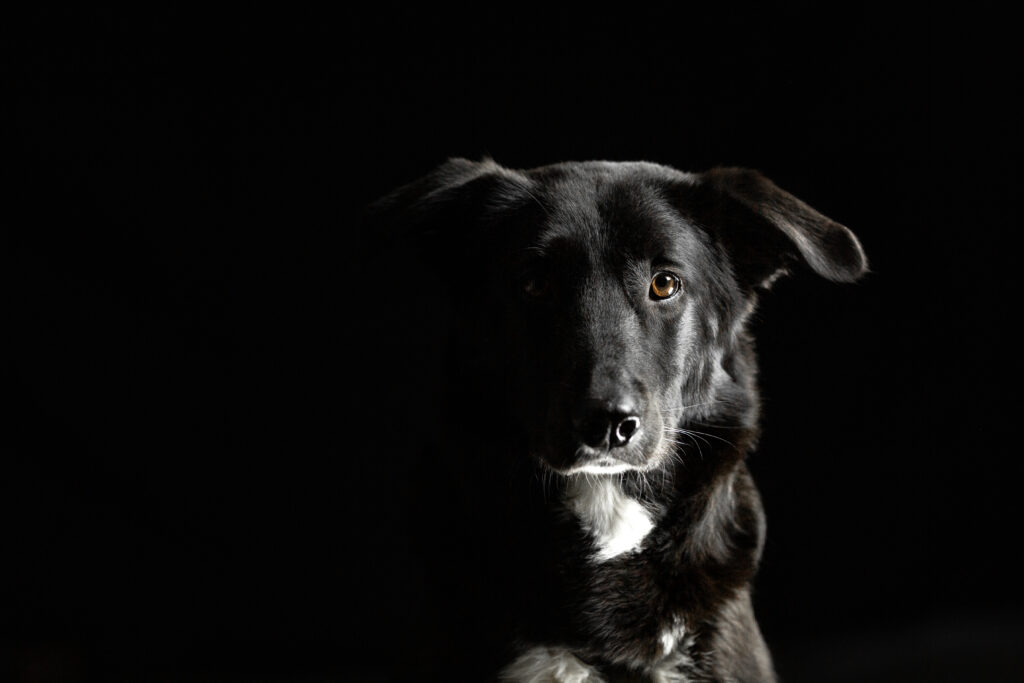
xmin=697 ymin=167 xmax=868 ymax=290
xmin=362 ymin=157 xmax=512 ymax=256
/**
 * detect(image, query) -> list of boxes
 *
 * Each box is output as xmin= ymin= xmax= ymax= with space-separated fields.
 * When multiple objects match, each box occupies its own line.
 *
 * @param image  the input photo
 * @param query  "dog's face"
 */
xmin=503 ymin=164 xmax=748 ymax=476
xmin=367 ymin=160 xmax=866 ymax=476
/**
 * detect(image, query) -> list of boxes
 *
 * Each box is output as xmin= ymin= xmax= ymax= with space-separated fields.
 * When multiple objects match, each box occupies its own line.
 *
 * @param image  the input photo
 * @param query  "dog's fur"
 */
xmin=365 ymin=159 xmax=866 ymax=681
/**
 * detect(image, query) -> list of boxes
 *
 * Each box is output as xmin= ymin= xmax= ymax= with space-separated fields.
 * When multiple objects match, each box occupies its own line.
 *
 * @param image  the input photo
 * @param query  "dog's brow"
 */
xmin=530 ymin=234 xmax=578 ymax=258
xmin=620 ymin=216 xmax=688 ymax=264
xmin=596 ymin=184 xmax=684 ymax=249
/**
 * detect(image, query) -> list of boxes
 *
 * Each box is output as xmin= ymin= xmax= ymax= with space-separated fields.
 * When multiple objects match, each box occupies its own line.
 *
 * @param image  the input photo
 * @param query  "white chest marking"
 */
xmin=567 ymin=477 xmax=654 ymax=562
xmin=500 ymin=646 xmax=599 ymax=682
xmin=660 ymin=629 xmax=677 ymax=656
xmin=660 ymin=615 xmax=688 ymax=656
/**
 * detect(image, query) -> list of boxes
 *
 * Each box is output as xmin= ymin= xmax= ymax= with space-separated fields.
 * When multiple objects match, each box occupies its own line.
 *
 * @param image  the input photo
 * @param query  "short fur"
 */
xmin=365 ymin=158 xmax=866 ymax=681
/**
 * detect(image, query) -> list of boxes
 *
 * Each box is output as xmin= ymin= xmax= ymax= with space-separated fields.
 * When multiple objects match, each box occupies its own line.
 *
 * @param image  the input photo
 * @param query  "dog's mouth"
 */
xmin=537 ymin=428 xmax=671 ymax=477
xmin=555 ymin=457 xmax=636 ymax=476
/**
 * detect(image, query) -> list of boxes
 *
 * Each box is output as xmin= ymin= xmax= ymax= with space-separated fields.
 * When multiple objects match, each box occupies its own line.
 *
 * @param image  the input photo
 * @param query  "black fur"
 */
xmin=364 ymin=159 xmax=866 ymax=681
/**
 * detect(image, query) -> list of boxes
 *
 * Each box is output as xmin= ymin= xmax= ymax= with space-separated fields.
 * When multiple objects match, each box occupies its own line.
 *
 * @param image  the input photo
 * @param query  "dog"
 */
xmin=364 ymin=158 xmax=866 ymax=681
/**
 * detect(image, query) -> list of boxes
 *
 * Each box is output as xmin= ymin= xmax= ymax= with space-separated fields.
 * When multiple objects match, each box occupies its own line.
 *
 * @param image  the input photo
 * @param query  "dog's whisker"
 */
xmin=686 ymin=433 xmax=706 ymax=461
xmin=667 ymin=428 xmax=741 ymax=448
xmin=666 ymin=427 xmax=738 ymax=449
xmin=660 ymin=424 xmax=706 ymax=463
xmin=662 ymin=425 xmax=706 ymax=462
xmin=659 ymin=432 xmax=700 ymax=448
xmin=667 ymin=428 xmax=714 ymax=450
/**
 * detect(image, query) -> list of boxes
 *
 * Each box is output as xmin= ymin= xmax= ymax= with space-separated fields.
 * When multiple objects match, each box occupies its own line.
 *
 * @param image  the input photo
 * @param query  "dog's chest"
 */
xmin=503 ymin=624 xmax=699 ymax=683
xmin=557 ymin=479 xmax=703 ymax=674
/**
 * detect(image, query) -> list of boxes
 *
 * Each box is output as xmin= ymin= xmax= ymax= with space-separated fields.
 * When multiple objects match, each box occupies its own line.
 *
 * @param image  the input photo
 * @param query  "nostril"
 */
xmin=580 ymin=414 xmax=610 ymax=448
xmin=612 ymin=416 xmax=641 ymax=447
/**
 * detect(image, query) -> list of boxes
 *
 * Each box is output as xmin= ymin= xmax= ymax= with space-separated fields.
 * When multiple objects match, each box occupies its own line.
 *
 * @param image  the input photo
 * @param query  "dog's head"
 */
xmin=366 ymin=159 xmax=866 ymax=476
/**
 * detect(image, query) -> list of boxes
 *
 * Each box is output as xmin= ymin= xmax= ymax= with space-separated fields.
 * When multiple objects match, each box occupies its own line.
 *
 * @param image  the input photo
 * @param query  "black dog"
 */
xmin=365 ymin=159 xmax=866 ymax=681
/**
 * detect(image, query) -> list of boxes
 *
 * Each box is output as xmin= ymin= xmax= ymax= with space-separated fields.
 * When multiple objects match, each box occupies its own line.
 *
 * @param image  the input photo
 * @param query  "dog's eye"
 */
xmin=522 ymin=275 xmax=550 ymax=299
xmin=650 ymin=271 xmax=681 ymax=300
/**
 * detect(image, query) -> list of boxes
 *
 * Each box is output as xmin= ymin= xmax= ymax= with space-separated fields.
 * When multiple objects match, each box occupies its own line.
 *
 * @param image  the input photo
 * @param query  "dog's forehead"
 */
xmin=521 ymin=162 xmax=703 ymax=257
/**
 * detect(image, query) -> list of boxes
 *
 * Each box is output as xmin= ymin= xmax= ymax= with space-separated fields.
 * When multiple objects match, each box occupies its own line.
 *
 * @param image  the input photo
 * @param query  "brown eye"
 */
xmin=650 ymin=271 xmax=681 ymax=299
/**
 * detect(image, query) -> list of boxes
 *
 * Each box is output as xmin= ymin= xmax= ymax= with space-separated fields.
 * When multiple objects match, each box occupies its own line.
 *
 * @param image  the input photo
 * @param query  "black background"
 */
xmin=4 ymin=6 xmax=1022 ymax=682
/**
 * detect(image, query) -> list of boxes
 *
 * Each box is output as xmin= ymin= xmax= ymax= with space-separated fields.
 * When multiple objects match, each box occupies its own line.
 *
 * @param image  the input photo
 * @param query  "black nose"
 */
xmin=575 ymin=399 xmax=642 ymax=449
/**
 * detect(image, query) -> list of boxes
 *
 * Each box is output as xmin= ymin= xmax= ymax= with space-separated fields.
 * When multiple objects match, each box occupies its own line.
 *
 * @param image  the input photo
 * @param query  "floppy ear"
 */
xmin=362 ymin=157 xmax=507 ymax=255
xmin=699 ymin=167 xmax=868 ymax=289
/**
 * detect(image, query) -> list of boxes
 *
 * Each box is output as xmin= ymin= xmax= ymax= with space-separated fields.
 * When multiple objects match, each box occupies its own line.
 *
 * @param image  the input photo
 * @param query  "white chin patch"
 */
xmin=566 ymin=476 xmax=655 ymax=562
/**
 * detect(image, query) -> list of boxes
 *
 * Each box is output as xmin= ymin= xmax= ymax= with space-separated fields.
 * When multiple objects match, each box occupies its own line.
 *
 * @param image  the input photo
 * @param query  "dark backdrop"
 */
xmin=4 ymin=7 xmax=1022 ymax=682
